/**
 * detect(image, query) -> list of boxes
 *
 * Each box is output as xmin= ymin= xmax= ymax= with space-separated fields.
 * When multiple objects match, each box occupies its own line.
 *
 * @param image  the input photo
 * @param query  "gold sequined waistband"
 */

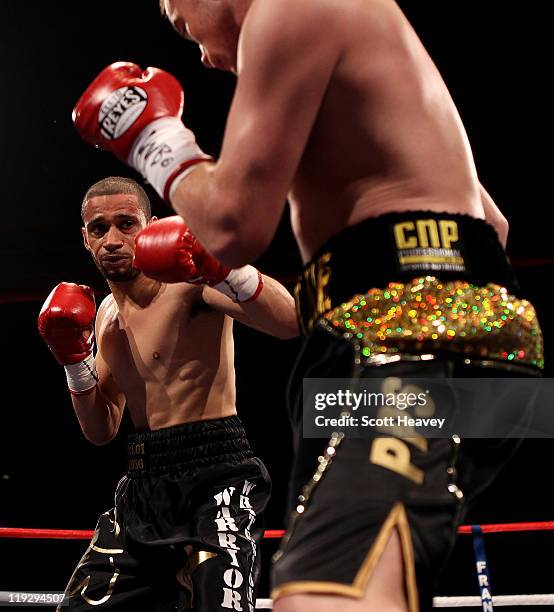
xmin=323 ymin=277 xmax=544 ymax=370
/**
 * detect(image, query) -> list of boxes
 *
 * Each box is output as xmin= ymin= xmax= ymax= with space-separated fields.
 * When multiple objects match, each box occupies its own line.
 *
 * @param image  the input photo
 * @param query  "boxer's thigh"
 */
xmin=276 ymin=358 xmax=465 ymax=611
xmin=187 ymin=458 xmax=272 ymax=611
xmin=60 ymin=509 xmax=179 ymax=611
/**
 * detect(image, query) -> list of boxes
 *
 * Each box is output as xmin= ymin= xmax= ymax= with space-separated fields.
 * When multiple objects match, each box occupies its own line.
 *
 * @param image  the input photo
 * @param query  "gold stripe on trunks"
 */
xmin=271 ymin=503 xmax=419 ymax=611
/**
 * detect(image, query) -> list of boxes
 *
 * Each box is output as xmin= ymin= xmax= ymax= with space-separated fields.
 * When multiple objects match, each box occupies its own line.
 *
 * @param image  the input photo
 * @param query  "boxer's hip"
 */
xmin=117 ymin=416 xmax=269 ymax=548
xmin=293 ymin=211 xmax=543 ymax=372
xmin=125 ymin=415 xmax=254 ymax=475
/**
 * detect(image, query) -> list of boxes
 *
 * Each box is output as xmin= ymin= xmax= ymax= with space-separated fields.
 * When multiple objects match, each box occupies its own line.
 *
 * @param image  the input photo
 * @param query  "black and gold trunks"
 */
xmin=60 ymin=417 xmax=271 ymax=611
xmin=274 ymin=212 xmax=544 ymax=611
xmin=294 ymin=211 xmax=543 ymax=371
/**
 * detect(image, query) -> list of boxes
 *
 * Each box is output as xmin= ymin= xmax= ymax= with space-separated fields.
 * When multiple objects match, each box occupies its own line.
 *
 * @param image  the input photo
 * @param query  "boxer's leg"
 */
xmin=59 ymin=509 xmax=178 ymax=611
xmin=184 ymin=458 xmax=271 ymax=611
xmin=274 ymin=531 xmax=408 ymax=611
xmin=273 ymin=355 xmax=464 ymax=612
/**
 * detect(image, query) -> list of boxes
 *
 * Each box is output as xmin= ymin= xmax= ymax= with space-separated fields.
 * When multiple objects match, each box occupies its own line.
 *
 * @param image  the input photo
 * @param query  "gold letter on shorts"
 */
xmin=370 ymin=438 xmax=424 ymax=485
xmin=416 ymin=220 xmax=440 ymax=248
xmin=439 ymin=220 xmax=459 ymax=248
xmin=394 ymin=222 xmax=417 ymax=249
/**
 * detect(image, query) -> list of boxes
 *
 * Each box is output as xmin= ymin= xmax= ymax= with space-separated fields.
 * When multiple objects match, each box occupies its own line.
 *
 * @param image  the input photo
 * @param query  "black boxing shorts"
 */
xmin=271 ymin=212 xmax=543 ymax=611
xmin=60 ymin=416 xmax=271 ymax=612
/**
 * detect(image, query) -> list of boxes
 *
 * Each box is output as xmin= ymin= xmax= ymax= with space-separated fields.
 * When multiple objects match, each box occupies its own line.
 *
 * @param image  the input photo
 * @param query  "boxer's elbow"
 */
xmin=208 ymin=212 xmax=272 ymax=267
xmin=80 ymin=419 xmax=118 ymax=446
xmin=213 ymin=239 xmax=268 ymax=268
xmin=497 ymin=215 xmax=509 ymax=247
xmin=479 ymin=183 xmax=509 ymax=247
xmin=276 ymin=319 xmax=300 ymax=340
xmin=272 ymin=293 xmax=301 ymax=340
xmin=83 ymin=430 xmax=115 ymax=446
xmin=489 ymin=213 xmax=509 ymax=248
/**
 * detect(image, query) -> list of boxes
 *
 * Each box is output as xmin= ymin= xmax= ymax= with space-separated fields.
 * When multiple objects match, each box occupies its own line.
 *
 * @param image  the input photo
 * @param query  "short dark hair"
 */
xmin=82 ymin=177 xmax=152 ymax=221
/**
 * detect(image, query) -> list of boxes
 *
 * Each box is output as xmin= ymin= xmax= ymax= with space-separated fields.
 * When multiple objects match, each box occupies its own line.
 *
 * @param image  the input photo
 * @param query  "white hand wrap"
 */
xmin=64 ymin=353 xmax=98 ymax=396
xmin=213 ymin=266 xmax=264 ymax=303
xmin=129 ymin=117 xmax=212 ymax=201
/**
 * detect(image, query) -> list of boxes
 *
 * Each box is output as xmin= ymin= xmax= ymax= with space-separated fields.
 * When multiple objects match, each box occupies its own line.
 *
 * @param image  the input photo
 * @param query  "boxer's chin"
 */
xmin=107 ymin=268 xmax=141 ymax=282
xmin=98 ymin=262 xmax=140 ymax=282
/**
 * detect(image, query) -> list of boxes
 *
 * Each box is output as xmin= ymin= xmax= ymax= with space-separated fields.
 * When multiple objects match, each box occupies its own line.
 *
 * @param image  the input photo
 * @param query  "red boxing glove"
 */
xmin=134 ymin=216 xmax=229 ymax=285
xmin=72 ymin=62 xmax=212 ymax=201
xmin=135 ymin=217 xmax=263 ymax=302
xmin=38 ymin=283 xmax=98 ymax=395
xmin=38 ymin=283 xmax=96 ymax=364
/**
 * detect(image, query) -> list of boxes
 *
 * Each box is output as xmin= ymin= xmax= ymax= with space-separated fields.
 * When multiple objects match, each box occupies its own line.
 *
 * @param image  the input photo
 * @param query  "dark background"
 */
xmin=0 ymin=0 xmax=552 ymax=604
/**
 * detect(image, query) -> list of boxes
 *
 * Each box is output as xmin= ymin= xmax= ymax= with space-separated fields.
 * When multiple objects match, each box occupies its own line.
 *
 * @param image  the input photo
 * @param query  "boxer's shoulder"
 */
xmin=164 ymin=280 xmax=205 ymax=306
xmin=97 ymin=294 xmax=117 ymax=323
xmin=244 ymin=0 xmax=340 ymax=39
xmin=138 ymin=282 xmax=210 ymax=323
xmin=95 ymin=294 xmax=119 ymax=343
xmin=246 ymin=0 xmax=404 ymax=47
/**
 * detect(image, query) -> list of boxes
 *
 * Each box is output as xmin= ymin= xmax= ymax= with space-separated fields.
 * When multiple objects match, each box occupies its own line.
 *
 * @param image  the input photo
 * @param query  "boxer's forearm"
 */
xmin=237 ymin=275 xmax=299 ymax=339
xmin=71 ymin=389 xmax=119 ymax=445
xmin=203 ymin=275 xmax=299 ymax=339
xmin=170 ymin=164 xmax=253 ymax=265
xmin=171 ymin=164 xmax=279 ymax=268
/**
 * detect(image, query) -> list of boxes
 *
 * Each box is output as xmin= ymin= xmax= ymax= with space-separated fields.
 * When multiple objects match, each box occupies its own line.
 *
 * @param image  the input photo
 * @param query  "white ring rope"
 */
xmin=255 ymin=594 xmax=554 ymax=608
xmin=433 ymin=595 xmax=554 ymax=607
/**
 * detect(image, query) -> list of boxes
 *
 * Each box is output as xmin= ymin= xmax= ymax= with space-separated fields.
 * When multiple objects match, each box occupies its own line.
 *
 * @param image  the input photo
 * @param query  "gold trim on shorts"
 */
xmin=271 ymin=502 xmax=419 ymax=612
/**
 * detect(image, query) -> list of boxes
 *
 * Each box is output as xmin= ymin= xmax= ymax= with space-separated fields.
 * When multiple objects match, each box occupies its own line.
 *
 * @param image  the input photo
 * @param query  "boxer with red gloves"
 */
xmin=41 ymin=176 xmax=298 ymax=612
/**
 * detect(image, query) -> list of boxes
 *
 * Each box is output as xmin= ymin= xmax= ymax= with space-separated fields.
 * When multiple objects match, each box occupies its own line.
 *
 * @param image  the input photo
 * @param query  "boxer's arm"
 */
xmin=71 ymin=300 xmax=126 ymax=445
xmin=201 ymin=275 xmax=299 ymax=339
xmin=479 ymin=183 xmax=509 ymax=248
xmin=170 ymin=0 xmax=340 ymax=266
xmin=71 ymin=352 xmax=126 ymax=445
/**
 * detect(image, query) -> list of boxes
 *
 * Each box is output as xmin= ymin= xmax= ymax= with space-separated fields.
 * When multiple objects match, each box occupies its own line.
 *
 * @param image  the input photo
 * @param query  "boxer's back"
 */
xmin=96 ymin=283 xmax=236 ymax=431
xmin=290 ymin=0 xmax=484 ymax=260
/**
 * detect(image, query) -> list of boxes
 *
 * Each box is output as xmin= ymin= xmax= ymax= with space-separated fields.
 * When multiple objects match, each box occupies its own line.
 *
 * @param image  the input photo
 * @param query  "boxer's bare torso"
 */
xmin=168 ymin=0 xmax=506 ymax=267
xmin=73 ymin=191 xmax=297 ymax=443
xmin=96 ymin=283 xmax=236 ymax=431
xmin=285 ymin=0 xmax=483 ymax=260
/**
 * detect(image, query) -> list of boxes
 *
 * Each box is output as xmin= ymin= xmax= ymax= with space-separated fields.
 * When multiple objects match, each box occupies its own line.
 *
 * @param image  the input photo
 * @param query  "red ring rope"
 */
xmin=1 ymin=522 xmax=553 ymax=541
xmin=456 ymin=521 xmax=554 ymax=534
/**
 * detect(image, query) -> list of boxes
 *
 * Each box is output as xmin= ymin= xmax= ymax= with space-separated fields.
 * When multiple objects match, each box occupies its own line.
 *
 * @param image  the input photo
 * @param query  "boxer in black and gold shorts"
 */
xmin=60 ymin=416 xmax=271 ymax=611
xmin=271 ymin=212 xmax=543 ymax=611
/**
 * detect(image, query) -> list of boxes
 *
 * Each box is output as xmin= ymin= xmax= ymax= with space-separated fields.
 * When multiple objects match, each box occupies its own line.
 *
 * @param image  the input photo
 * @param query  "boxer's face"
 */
xmin=163 ymin=0 xmax=241 ymax=73
xmin=82 ymin=194 xmax=149 ymax=282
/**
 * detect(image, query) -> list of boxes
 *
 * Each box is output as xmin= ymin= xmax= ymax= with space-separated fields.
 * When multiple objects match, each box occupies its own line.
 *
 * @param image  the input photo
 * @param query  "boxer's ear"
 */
xmin=148 ymin=216 xmax=159 ymax=225
xmin=81 ymin=227 xmax=92 ymax=252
